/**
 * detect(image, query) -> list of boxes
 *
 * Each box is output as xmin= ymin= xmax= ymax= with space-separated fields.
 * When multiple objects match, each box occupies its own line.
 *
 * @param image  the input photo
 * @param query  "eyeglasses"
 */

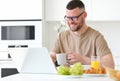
xmin=64 ymin=12 xmax=84 ymax=21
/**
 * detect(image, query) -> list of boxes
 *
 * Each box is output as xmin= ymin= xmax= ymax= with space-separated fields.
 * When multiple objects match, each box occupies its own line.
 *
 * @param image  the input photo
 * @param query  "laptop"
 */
xmin=8 ymin=47 xmax=57 ymax=74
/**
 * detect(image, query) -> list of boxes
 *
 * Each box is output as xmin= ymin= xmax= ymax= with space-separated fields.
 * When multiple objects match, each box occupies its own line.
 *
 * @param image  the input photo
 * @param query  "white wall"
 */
xmin=43 ymin=21 xmax=59 ymax=51
xmin=44 ymin=21 xmax=120 ymax=70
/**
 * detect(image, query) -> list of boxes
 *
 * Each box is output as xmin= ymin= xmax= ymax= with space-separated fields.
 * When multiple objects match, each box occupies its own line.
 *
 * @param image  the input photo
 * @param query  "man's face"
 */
xmin=65 ymin=8 xmax=85 ymax=32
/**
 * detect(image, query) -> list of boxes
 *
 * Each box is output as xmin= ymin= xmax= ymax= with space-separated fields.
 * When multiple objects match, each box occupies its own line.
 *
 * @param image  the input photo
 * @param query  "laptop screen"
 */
xmin=9 ymin=47 xmax=57 ymax=74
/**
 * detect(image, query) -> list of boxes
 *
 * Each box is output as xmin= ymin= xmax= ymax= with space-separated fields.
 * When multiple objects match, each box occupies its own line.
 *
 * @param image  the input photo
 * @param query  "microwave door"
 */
xmin=1 ymin=26 xmax=35 ymax=40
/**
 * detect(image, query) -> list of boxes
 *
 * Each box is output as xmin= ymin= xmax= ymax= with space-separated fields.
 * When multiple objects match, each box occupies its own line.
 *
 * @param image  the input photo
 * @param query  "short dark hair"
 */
xmin=66 ymin=0 xmax=85 ymax=10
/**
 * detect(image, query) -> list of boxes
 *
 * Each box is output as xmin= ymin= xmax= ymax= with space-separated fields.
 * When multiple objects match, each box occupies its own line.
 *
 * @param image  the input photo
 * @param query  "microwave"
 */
xmin=0 ymin=19 xmax=42 ymax=48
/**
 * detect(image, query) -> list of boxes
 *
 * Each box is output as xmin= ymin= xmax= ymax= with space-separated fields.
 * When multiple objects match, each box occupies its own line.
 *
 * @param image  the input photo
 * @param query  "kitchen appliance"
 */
xmin=0 ymin=19 xmax=42 ymax=48
xmin=0 ymin=19 xmax=42 ymax=60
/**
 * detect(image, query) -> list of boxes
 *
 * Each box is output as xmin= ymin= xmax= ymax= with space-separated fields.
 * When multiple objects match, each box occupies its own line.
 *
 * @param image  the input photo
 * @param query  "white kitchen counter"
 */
xmin=0 ymin=73 xmax=113 ymax=81
xmin=0 ymin=60 xmax=114 ymax=81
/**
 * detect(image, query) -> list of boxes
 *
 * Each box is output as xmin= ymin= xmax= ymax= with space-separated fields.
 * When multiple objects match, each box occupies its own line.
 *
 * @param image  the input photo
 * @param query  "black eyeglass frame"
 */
xmin=64 ymin=11 xmax=85 ymax=21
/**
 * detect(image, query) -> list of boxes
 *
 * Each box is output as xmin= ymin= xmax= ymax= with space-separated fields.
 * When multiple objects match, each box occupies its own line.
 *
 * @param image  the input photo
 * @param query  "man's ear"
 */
xmin=83 ymin=11 xmax=87 ymax=18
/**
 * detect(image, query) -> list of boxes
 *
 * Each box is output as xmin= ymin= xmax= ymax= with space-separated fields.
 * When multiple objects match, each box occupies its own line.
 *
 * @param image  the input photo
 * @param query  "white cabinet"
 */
xmin=45 ymin=0 xmax=70 ymax=21
xmin=45 ymin=0 xmax=92 ymax=21
xmin=45 ymin=0 xmax=120 ymax=21
xmin=0 ymin=0 xmax=42 ymax=19
xmin=82 ymin=0 xmax=92 ymax=21
xmin=92 ymin=0 xmax=120 ymax=21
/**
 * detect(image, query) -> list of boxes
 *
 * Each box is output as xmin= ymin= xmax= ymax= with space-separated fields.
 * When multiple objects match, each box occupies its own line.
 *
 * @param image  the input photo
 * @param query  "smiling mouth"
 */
xmin=70 ymin=24 xmax=77 ymax=28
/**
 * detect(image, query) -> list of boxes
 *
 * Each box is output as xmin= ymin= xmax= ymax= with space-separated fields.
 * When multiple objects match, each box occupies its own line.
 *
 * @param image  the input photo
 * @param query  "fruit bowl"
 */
xmin=106 ymin=68 xmax=120 ymax=81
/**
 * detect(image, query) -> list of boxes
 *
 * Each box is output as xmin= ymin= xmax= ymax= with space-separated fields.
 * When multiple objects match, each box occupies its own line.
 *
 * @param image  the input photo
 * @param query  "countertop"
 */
xmin=0 ymin=73 xmax=113 ymax=81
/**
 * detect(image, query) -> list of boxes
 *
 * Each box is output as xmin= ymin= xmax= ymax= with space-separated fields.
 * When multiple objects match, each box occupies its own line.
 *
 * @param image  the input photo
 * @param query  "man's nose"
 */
xmin=68 ymin=20 xmax=75 ymax=24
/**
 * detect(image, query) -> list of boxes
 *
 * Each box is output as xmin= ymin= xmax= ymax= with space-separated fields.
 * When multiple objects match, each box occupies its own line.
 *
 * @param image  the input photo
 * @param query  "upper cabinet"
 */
xmin=0 ymin=0 xmax=42 ymax=20
xmin=45 ymin=0 xmax=92 ymax=21
xmin=82 ymin=0 xmax=92 ymax=21
xmin=45 ymin=0 xmax=120 ymax=21
xmin=92 ymin=0 xmax=120 ymax=21
xmin=45 ymin=0 xmax=69 ymax=21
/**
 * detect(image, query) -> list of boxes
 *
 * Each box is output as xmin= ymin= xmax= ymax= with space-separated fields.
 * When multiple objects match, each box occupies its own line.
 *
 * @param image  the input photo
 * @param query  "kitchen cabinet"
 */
xmin=0 ymin=0 xmax=42 ymax=19
xmin=92 ymin=0 xmax=120 ymax=21
xmin=82 ymin=0 xmax=92 ymax=21
xmin=45 ymin=0 xmax=92 ymax=21
xmin=45 ymin=0 xmax=69 ymax=21
xmin=45 ymin=0 xmax=120 ymax=21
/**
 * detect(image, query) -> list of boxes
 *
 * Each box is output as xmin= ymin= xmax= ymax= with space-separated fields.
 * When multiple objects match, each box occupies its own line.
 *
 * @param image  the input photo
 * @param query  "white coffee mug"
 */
xmin=56 ymin=53 xmax=67 ymax=65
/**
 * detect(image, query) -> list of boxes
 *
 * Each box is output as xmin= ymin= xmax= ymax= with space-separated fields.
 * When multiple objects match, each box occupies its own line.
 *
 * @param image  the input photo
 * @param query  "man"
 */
xmin=50 ymin=0 xmax=114 ymax=68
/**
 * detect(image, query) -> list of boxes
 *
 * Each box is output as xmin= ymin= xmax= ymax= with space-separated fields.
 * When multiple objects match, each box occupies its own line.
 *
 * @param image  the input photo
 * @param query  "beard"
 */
xmin=69 ymin=18 xmax=84 ymax=32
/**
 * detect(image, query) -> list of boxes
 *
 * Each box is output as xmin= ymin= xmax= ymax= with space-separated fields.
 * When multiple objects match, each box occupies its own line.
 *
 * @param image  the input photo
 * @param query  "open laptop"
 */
xmin=8 ymin=47 xmax=57 ymax=74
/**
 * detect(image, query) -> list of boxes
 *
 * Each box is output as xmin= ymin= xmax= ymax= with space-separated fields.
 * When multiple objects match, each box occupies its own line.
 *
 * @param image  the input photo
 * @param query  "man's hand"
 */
xmin=67 ymin=52 xmax=91 ymax=65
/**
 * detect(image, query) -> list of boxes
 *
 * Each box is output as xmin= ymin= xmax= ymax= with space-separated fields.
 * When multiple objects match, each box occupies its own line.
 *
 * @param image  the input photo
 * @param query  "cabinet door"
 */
xmin=45 ymin=0 xmax=92 ymax=21
xmin=0 ymin=0 xmax=42 ymax=19
xmin=45 ymin=0 xmax=70 ymax=21
xmin=82 ymin=0 xmax=92 ymax=21
xmin=92 ymin=0 xmax=120 ymax=21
